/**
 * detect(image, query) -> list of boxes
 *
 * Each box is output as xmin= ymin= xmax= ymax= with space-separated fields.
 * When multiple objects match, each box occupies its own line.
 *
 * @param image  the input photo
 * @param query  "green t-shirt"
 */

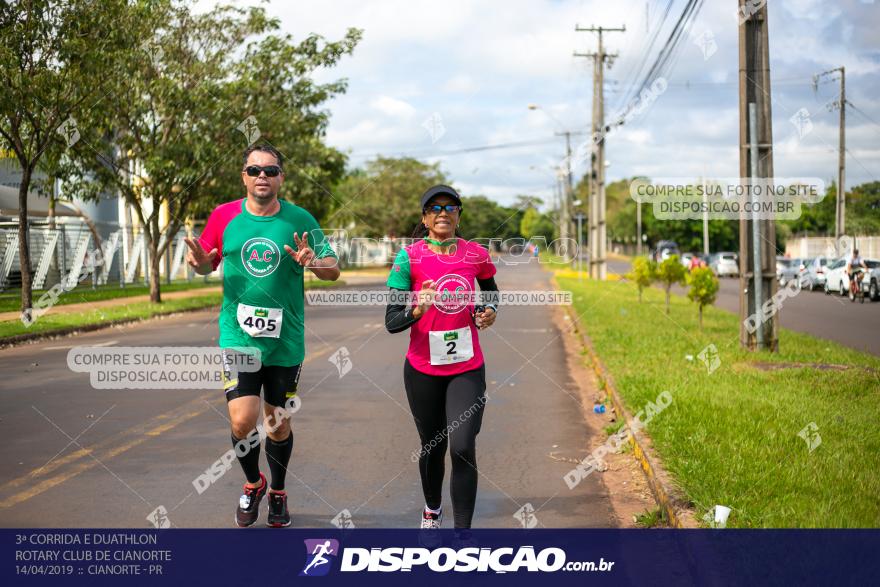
xmin=199 ymin=198 xmax=336 ymax=366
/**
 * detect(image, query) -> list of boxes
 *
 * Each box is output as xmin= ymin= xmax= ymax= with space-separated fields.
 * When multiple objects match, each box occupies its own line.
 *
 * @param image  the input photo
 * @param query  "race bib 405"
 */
xmin=237 ymin=303 xmax=282 ymax=338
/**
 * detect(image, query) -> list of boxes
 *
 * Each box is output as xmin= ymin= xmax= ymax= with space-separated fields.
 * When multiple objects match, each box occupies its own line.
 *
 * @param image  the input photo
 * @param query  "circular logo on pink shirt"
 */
xmin=432 ymin=273 xmax=472 ymax=314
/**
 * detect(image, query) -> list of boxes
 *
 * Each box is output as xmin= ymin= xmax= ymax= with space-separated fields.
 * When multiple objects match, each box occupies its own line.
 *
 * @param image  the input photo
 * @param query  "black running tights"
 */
xmin=403 ymin=359 xmax=487 ymax=529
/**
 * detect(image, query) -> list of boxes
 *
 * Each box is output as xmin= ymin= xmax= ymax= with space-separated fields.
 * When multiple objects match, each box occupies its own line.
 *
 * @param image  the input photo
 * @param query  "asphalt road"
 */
xmin=607 ymin=259 xmax=880 ymax=356
xmin=0 ymin=260 xmax=615 ymax=529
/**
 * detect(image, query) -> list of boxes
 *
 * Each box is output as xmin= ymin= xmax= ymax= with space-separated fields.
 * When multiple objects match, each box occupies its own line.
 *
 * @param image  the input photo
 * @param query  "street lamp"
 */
xmin=527 ymin=103 xmax=578 ymax=251
xmin=527 ymin=103 xmax=567 ymax=130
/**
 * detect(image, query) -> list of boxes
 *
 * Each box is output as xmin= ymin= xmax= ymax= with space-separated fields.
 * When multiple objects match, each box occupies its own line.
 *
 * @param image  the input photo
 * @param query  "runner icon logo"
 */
xmin=241 ymin=237 xmax=281 ymax=277
xmin=300 ymin=539 xmax=339 ymax=577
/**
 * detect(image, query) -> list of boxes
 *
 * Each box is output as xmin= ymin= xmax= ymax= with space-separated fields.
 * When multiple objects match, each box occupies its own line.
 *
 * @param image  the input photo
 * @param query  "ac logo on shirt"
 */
xmin=241 ymin=237 xmax=280 ymax=277
xmin=433 ymin=273 xmax=472 ymax=314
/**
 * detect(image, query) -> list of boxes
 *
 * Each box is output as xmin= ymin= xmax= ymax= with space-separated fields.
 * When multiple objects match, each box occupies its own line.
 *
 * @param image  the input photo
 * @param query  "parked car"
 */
xmin=777 ymin=257 xmax=804 ymax=287
xmin=862 ymin=260 xmax=880 ymax=301
xmin=798 ymin=256 xmax=831 ymax=290
xmin=653 ymin=240 xmax=680 ymax=262
xmin=710 ymin=252 xmax=739 ymax=277
xmin=824 ymin=258 xmax=850 ymax=296
xmin=681 ymin=252 xmax=696 ymax=267
xmin=776 ymin=256 xmax=790 ymax=282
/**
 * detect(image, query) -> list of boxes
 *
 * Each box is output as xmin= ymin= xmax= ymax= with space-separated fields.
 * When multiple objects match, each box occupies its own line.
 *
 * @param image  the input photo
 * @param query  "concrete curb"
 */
xmin=560 ymin=290 xmax=699 ymax=528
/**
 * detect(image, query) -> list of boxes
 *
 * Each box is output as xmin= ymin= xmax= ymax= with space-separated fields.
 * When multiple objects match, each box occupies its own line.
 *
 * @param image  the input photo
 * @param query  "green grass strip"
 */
xmin=557 ymin=273 xmax=880 ymax=528
xmin=0 ymin=280 xmax=344 ymax=341
xmin=0 ymin=279 xmax=222 ymax=313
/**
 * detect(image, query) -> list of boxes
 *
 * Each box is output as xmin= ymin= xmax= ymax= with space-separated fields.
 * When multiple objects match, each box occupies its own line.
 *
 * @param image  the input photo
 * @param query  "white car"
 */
xmin=864 ymin=261 xmax=880 ymax=301
xmin=824 ymin=258 xmax=849 ymax=295
xmin=711 ymin=252 xmax=739 ymax=277
xmin=799 ymin=256 xmax=831 ymax=291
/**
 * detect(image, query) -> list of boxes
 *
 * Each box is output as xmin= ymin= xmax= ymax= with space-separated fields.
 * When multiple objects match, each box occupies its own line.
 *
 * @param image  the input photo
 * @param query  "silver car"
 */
xmin=777 ymin=258 xmax=805 ymax=287
xmin=863 ymin=260 xmax=880 ymax=301
xmin=711 ymin=252 xmax=739 ymax=277
xmin=798 ymin=257 xmax=830 ymax=291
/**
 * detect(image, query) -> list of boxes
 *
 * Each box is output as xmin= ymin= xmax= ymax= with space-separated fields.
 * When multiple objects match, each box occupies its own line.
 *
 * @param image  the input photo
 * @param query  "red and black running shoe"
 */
xmin=266 ymin=490 xmax=291 ymax=528
xmin=235 ymin=472 xmax=267 ymax=527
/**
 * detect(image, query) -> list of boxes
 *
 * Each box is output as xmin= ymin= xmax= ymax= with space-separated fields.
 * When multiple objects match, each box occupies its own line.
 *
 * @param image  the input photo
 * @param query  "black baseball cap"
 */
xmin=420 ymin=184 xmax=462 ymax=209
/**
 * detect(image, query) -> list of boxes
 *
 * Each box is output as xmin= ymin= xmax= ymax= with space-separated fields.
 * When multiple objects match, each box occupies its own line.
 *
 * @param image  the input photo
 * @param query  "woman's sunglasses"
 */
xmin=424 ymin=204 xmax=461 ymax=214
xmin=244 ymin=165 xmax=282 ymax=177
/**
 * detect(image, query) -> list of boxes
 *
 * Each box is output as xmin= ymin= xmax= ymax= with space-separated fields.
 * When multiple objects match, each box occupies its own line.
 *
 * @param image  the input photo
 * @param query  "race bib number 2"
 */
xmin=237 ymin=303 xmax=282 ymax=338
xmin=428 ymin=326 xmax=474 ymax=365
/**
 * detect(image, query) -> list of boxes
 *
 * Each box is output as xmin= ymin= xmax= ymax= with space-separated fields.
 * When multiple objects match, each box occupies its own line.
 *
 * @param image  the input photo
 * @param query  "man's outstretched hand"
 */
xmin=184 ymin=237 xmax=218 ymax=275
xmin=284 ymin=232 xmax=316 ymax=267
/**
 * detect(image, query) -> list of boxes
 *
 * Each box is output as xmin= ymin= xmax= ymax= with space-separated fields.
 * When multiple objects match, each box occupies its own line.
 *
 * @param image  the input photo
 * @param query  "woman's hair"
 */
xmin=411 ymin=221 xmax=429 ymax=239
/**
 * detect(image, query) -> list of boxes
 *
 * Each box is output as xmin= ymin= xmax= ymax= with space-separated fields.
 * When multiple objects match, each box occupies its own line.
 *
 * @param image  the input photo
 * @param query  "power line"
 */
xmin=615 ymin=0 xmax=706 ymax=120
xmin=349 ymin=136 xmax=560 ymax=159
xmin=611 ymin=0 xmax=675 ymax=114
xmin=847 ymin=100 xmax=880 ymax=132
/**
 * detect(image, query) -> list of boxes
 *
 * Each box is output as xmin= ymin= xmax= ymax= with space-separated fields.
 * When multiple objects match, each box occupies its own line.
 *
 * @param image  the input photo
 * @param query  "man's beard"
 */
xmin=251 ymin=188 xmax=277 ymax=200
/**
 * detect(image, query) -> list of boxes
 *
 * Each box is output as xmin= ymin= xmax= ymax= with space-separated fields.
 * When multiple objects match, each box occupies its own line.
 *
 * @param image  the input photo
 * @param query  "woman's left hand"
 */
xmin=475 ymin=307 xmax=496 ymax=330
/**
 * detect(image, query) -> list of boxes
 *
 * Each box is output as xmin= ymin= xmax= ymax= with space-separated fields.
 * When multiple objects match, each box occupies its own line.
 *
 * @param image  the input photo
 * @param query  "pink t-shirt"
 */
xmin=387 ymin=239 xmax=497 ymax=376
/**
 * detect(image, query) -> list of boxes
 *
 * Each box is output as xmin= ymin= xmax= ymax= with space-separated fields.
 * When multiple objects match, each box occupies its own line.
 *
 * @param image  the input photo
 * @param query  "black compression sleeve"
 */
xmin=477 ymin=276 xmax=500 ymax=308
xmin=385 ymin=288 xmax=418 ymax=333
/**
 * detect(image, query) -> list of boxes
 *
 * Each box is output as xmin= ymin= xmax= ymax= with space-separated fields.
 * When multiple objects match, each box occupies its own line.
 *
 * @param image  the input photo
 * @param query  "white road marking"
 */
xmin=44 ymin=340 xmax=118 ymax=351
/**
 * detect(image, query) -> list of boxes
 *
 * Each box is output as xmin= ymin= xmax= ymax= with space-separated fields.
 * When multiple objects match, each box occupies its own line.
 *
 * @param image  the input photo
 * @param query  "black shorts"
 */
xmin=221 ymin=349 xmax=302 ymax=407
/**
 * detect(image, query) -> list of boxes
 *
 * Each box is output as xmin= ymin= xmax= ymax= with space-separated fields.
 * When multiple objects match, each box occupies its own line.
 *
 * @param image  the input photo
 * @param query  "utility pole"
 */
xmin=554 ymin=174 xmax=562 ymax=243
xmin=526 ymin=104 xmax=585 ymax=256
xmin=554 ymin=130 xmax=581 ymax=250
xmin=636 ymin=196 xmax=642 ymax=256
xmin=838 ymin=67 xmax=846 ymax=240
xmin=575 ymin=24 xmax=625 ymax=280
xmin=702 ymin=169 xmax=710 ymax=256
xmin=814 ymin=66 xmax=846 ymax=240
xmin=738 ymin=0 xmax=778 ymax=352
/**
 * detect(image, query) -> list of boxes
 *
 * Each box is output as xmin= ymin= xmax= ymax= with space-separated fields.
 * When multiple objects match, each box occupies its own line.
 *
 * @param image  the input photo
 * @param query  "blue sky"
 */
xmin=214 ymin=0 xmax=880 ymax=209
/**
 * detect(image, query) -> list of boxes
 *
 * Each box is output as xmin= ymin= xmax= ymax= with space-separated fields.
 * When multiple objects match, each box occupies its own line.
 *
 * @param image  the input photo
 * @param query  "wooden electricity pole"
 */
xmin=738 ymin=0 xmax=778 ymax=351
xmin=575 ymin=24 xmax=625 ymax=280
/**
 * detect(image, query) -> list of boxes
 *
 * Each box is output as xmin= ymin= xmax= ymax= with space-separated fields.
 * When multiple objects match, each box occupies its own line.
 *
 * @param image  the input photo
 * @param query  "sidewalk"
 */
xmin=0 ymin=272 xmax=387 ymax=323
xmin=0 ymin=286 xmax=222 ymax=322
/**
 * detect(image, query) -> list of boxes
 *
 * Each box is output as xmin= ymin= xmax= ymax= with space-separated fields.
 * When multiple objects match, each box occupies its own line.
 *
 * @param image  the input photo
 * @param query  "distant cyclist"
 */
xmin=385 ymin=185 xmax=499 ymax=531
xmin=847 ymin=248 xmax=867 ymax=296
xmin=185 ymin=144 xmax=339 ymax=527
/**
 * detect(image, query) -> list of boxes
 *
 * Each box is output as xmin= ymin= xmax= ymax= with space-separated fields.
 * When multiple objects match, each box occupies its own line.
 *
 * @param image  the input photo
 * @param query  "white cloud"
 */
xmin=370 ymin=96 xmax=417 ymax=119
xmin=202 ymin=0 xmax=880 ymax=203
xmin=443 ymin=74 xmax=478 ymax=94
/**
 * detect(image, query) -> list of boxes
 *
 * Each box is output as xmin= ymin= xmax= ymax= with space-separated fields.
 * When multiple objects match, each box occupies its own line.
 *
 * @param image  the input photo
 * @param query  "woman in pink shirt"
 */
xmin=385 ymin=185 xmax=499 ymax=531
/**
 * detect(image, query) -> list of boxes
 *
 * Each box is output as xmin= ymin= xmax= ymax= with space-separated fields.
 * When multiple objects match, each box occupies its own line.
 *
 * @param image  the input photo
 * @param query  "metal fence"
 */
xmin=0 ymin=221 xmax=201 ymax=292
xmin=0 ymin=222 xmax=399 ymax=292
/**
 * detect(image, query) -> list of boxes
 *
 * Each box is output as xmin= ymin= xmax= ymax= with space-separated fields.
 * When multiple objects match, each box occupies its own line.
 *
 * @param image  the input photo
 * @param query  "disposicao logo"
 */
xmin=300 ymin=539 xmax=339 ymax=577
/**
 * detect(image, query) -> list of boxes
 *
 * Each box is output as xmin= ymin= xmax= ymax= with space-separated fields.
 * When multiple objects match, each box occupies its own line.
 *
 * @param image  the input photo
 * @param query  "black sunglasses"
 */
xmin=244 ymin=165 xmax=282 ymax=178
xmin=424 ymin=204 xmax=461 ymax=214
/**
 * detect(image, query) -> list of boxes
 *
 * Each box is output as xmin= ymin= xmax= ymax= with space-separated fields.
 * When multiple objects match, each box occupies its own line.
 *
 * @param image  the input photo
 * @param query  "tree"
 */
xmin=687 ymin=266 xmax=719 ymax=329
xmin=458 ymin=195 xmax=524 ymax=244
xmin=520 ymin=207 xmax=556 ymax=241
xmin=846 ymin=181 xmax=880 ymax=236
xmin=598 ymin=176 xmax=739 ymax=253
xmin=656 ymin=255 xmax=687 ymax=314
xmin=0 ymin=0 xmax=132 ymax=312
xmin=334 ymin=157 xmax=448 ymax=238
xmin=779 ymin=180 xmax=836 ymax=237
xmin=627 ymin=256 xmax=656 ymax=303
xmin=63 ymin=1 xmax=360 ymax=302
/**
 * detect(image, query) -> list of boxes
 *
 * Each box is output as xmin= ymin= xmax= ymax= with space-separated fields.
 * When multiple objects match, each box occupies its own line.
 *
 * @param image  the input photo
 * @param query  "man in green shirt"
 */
xmin=185 ymin=144 xmax=339 ymax=527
